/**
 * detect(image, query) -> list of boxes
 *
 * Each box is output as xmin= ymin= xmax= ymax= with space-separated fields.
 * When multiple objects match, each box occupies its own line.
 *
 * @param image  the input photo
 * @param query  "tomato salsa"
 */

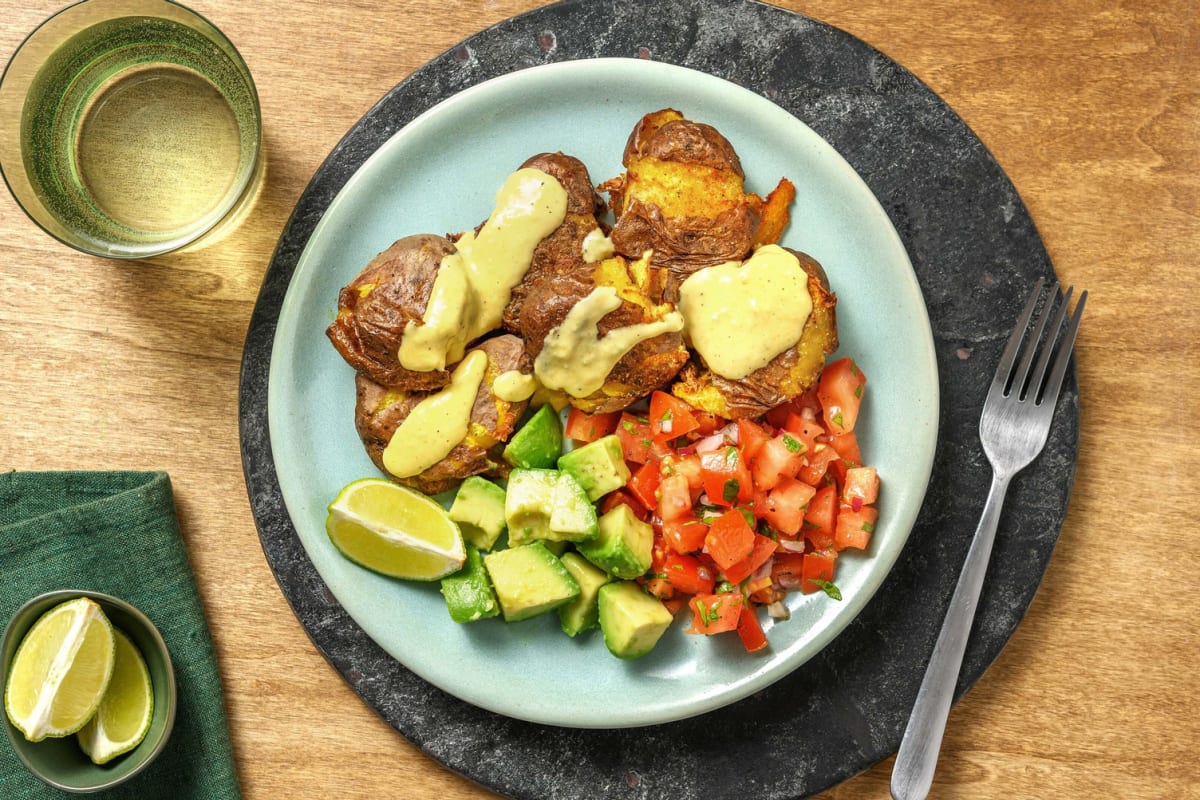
xmin=564 ymin=357 xmax=879 ymax=653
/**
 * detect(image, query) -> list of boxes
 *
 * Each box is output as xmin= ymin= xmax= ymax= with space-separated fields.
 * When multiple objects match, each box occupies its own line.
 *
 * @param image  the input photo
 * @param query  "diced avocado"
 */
xmin=576 ymin=503 xmax=653 ymax=579
xmin=505 ymin=469 xmax=599 ymax=545
xmin=448 ymin=476 xmax=507 ymax=551
xmin=483 ymin=542 xmax=580 ymax=622
xmin=440 ymin=545 xmax=500 ymax=623
xmin=598 ymin=581 xmax=674 ymax=659
xmin=503 ymin=404 xmax=563 ymax=469
xmin=557 ymin=552 xmax=612 ymax=637
xmin=557 ymin=435 xmax=632 ymax=501
xmin=548 ymin=470 xmax=599 ymax=540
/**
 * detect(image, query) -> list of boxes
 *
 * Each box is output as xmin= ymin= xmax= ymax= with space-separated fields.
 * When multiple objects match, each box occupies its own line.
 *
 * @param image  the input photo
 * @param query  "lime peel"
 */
xmin=77 ymin=628 xmax=154 ymax=764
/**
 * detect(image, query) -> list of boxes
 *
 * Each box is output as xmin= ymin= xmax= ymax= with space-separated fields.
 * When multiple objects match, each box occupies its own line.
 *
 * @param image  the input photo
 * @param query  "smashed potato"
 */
xmin=353 ymin=335 xmax=531 ymax=495
xmin=601 ymin=108 xmax=787 ymax=276
xmin=326 ymin=234 xmax=458 ymax=391
xmin=671 ymin=249 xmax=838 ymax=419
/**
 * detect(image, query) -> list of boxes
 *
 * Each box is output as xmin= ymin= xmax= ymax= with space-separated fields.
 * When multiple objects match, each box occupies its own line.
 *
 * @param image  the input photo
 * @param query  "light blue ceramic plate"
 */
xmin=268 ymin=58 xmax=938 ymax=729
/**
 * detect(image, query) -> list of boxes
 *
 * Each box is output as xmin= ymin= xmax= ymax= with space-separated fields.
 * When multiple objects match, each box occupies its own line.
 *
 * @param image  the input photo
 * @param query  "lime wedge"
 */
xmin=326 ymin=478 xmax=466 ymax=580
xmin=4 ymin=597 xmax=116 ymax=741
xmin=77 ymin=628 xmax=154 ymax=764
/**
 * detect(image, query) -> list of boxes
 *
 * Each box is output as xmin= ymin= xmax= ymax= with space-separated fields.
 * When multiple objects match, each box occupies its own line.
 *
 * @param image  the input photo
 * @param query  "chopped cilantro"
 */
xmin=782 ymin=434 xmax=802 ymax=453
xmin=620 ymin=420 xmax=636 ymax=433
xmin=807 ymin=579 xmax=843 ymax=601
xmin=722 ymin=478 xmax=740 ymax=505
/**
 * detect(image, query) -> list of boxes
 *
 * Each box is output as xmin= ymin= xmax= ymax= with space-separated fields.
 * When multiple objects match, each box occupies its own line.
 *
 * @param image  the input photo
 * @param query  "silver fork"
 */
xmin=891 ymin=278 xmax=1087 ymax=800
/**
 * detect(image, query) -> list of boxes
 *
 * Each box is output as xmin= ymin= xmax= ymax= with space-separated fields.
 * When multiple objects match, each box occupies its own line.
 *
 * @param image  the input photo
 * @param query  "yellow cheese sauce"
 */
xmin=493 ymin=370 xmax=538 ymax=403
xmin=677 ymin=244 xmax=813 ymax=380
xmin=534 ymin=286 xmax=684 ymax=398
xmin=581 ymin=227 xmax=615 ymax=263
xmin=382 ymin=350 xmax=488 ymax=478
xmin=398 ymin=168 xmax=568 ymax=372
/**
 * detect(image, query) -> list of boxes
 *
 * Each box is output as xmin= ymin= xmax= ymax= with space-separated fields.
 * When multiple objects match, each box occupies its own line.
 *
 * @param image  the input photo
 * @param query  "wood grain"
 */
xmin=1 ymin=1 xmax=1197 ymax=798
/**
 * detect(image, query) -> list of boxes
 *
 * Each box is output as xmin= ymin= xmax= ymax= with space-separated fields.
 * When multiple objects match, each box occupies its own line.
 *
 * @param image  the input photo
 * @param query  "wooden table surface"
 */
xmin=2 ymin=1 xmax=1196 ymax=798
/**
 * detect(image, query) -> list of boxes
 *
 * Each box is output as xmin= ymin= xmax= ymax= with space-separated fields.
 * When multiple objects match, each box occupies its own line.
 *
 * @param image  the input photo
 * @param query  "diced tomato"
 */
xmin=662 ymin=514 xmax=709 ymax=554
xmin=627 ymin=460 xmax=662 ymax=509
xmin=827 ymin=431 xmax=863 ymax=485
xmin=765 ymin=402 xmax=792 ymax=430
xmin=803 ymin=484 xmax=838 ymax=550
xmin=703 ymin=509 xmax=757 ymax=571
xmin=817 ymin=357 xmax=867 ymax=434
xmin=800 ymin=549 xmax=837 ymax=593
xmin=598 ymin=488 xmax=649 ymax=521
xmin=649 ymin=391 xmax=701 ymax=442
xmin=664 ymin=453 xmax=704 ymax=496
xmin=657 ymin=473 xmax=693 ymax=522
xmin=614 ymin=412 xmax=656 ymax=464
xmin=692 ymin=411 xmax=724 ymax=436
xmin=564 ymin=407 xmax=620 ymax=442
xmin=781 ymin=413 xmax=824 ymax=455
xmin=751 ymin=434 xmax=804 ymax=491
xmin=797 ymin=443 xmax=841 ymax=487
xmin=771 ymin=552 xmax=807 ymax=591
xmin=736 ymin=605 xmax=769 ymax=653
xmin=699 ymin=447 xmax=754 ymax=507
xmin=835 ymin=504 xmax=878 ymax=550
xmin=791 ymin=386 xmax=822 ymax=417
xmin=661 ymin=552 xmax=717 ymax=595
xmin=687 ymin=591 xmax=744 ymax=635
xmin=828 ymin=431 xmax=862 ymax=466
xmin=642 ymin=575 xmax=675 ymax=600
xmin=662 ymin=596 xmax=689 ymax=616
xmin=736 ymin=418 xmax=771 ymax=461
xmin=762 ymin=477 xmax=817 ymax=536
xmin=722 ymin=534 xmax=778 ymax=584
xmin=841 ymin=466 xmax=879 ymax=507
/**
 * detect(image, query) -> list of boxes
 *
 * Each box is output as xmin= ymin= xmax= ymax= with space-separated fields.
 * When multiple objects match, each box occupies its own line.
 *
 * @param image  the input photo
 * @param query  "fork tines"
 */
xmin=996 ymin=278 xmax=1088 ymax=406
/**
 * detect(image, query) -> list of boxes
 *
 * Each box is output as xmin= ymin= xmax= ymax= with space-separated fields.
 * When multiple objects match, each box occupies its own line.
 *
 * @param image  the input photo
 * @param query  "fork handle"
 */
xmin=891 ymin=471 xmax=1012 ymax=800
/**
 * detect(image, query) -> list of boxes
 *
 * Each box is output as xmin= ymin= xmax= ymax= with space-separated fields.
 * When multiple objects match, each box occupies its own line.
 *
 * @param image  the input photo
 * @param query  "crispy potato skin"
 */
xmin=503 ymin=152 xmax=607 ymax=331
xmin=671 ymin=250 xmax=838 ymax=419
xmin=326 ymin=234 xmax=457 ymax=391
xmin=354 ymin=334 xmax=530 ymax=495
xmin=601 ymin=109 xmax=763 ymax=276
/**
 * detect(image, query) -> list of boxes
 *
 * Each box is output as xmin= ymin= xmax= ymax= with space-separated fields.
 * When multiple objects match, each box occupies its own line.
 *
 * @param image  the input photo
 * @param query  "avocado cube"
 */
xmin=505 ymin=469 xmax=599 ymax=545
xmin=557 ymin=552 xmax=612 ymax=637
xmin=557 ymin=435 xmax=632 ymax=501
xmin=576 ymin=503 xmax=652 ymax=579
xmin=448 ymin=476 xmax=507 ymax=551
xmin=503 ymin=404 xmax=563 ymax=469
xmin=484 ymin=542 xmax=580 ymax=622
xmin=598 ymin=581 xmax=674 ymax=659
xmin=440 ymin=545 xmax=500 ymax=623
xmin=504 ymin=469 xmax=558 ymax=544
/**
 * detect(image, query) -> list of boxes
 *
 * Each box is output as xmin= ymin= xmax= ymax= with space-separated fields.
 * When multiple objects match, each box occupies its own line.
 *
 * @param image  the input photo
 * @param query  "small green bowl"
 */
xmin=1 ymin=590 xmax=177 ymax=793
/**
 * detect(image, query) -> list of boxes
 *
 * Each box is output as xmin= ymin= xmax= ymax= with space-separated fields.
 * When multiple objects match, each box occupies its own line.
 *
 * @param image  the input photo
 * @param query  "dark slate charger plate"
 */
xmin=238 ymin=1 xmax=1079 ymax=797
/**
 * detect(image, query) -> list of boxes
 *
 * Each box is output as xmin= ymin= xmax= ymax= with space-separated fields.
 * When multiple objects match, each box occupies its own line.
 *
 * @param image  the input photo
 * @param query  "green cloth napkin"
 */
xmin=0 ymin=471 xmax=242 ymax=799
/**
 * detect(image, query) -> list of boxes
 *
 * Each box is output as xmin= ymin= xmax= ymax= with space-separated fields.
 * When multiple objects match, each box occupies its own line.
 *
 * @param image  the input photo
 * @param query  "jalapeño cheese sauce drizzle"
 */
xmin=398 ymin=168 xmax=568 ymax=372
xmin=581 ymin=227 xmax=615 ymax=263
xmin=382 ymin=350 xmax=488 ymax=478
xmin=493 ymin=370 xmax=538 ymax=403
xmin=678 ymin=244 xmax=813 ymax=380
xmin=535 ymin=286 xmax=684 ymax=398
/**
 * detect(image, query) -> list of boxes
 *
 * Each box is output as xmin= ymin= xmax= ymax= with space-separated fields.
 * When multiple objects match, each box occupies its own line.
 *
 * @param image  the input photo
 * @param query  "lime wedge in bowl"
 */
xmin=3 ymin=597 xmax=115 ymax=742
